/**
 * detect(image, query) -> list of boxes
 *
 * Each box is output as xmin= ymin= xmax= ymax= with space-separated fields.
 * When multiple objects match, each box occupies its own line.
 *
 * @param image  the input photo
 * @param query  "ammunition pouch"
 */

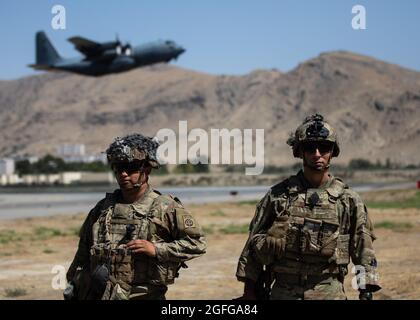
xmin=100 ymin=275 xmax=132 ymax=300
xmin=333 ymin=234 xmax=350 ymax=265
xmin=284 ymin=217 xmax=349 ymax=264
xmin=269 ymin=217 xmax=350 ymax=278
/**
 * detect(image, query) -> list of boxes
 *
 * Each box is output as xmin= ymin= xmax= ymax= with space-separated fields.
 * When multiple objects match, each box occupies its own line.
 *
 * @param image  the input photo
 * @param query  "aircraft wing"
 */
xmin=68 ymin=36 xmax=102 ymax=58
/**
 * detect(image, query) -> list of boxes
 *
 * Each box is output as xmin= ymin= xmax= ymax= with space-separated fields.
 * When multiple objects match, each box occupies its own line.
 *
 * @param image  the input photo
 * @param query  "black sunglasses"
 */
xmin=113 ymin=162 xmax=144 ymax=174
xmin=302 ymin=142 xmax=333 ymax=155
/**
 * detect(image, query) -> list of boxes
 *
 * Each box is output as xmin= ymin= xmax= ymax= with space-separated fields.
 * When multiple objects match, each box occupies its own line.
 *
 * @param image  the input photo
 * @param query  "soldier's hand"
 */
xmin=265 ymin=217 xmax=289 ymax=258
xmin=266 ymin=216 xmax=289 ymax=238
xmin=265 ymin=236 xmax=286 ymax=258
xmin=126 ymin=240 xmax=157 ymax=257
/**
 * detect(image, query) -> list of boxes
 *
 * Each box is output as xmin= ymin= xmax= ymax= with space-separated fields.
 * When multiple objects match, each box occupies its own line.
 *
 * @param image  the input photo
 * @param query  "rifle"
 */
xmin=254 ymin=264 xmax=273 ymax=300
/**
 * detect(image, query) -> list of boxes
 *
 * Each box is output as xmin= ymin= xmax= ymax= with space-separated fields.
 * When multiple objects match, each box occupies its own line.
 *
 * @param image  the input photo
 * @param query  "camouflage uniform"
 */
xmin=236 ymin=115 xmax=380 ymax=300
xmin=66 ymin=134 xmax=206 ymax=300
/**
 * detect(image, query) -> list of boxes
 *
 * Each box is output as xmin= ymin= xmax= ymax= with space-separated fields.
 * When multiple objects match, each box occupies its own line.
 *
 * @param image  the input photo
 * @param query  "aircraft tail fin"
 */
xmin=35 ymin=31 xmax=62 ymax=66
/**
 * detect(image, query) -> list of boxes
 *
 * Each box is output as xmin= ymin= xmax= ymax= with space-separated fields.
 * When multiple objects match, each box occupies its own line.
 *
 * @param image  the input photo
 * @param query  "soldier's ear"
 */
xmin=298 ymin=146 xmax=304 ymax=159
xmin=144 ymin=166 xmax=152 ymax=175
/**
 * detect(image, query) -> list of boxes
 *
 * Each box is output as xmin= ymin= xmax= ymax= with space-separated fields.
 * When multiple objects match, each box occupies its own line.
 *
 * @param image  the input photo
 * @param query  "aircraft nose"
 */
xmin=176 ymin=46 xmax=185 ymax=56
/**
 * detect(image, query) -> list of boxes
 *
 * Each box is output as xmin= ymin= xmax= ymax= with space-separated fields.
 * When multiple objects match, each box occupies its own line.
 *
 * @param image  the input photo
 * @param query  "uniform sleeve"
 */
xmin=348 ymin=192 xmax=381 ymax=292
xmin=154 ymin=204 xmax=207 ymax=263
xmin=236 ymin=192 xmax=275 ymax=282
xmin=66 ymin=201 xmax=103 ymax=282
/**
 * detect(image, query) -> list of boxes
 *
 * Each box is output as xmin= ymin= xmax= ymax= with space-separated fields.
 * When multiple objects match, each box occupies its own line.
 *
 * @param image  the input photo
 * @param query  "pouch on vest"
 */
xmin=300 ymin=217 xmax=322 ymax=254
xmin=319 ymin=221 xmax=339 ymax=257
xmin=109 ymin=283 xmax=130 ymax=300
xmin=111 ymin=252 xmax=133 ymax=284
xmin=332 ymin=234 xmax=350 ymax=265
xmin=285 ymin=216 xmax=304 ymax=253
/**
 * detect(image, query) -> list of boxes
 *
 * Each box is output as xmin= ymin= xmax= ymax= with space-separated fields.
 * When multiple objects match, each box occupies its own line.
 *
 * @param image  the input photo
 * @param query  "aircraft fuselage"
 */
xmin=30 ymin=32 xmax=185 ymax=77
xmin=54 ymin=41 xmax=185 ymax=76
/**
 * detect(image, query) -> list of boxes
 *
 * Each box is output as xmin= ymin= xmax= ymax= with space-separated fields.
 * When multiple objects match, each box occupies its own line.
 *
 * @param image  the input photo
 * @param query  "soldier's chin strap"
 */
xmin=324 ymin=145 xmax=334 ymax=170
xmin=133 ymin=163 xmax=146 ymax=188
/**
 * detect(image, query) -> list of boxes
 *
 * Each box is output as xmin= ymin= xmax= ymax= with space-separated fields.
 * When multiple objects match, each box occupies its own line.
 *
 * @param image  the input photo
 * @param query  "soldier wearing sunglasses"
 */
xmin=236 ymin=114 xmax=380 ymax=300
xmin=65 ymin=134 xmax=206 ymax=300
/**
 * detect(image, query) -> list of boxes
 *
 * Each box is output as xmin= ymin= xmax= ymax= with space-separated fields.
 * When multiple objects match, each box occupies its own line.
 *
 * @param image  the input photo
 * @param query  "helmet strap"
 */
xmin=133 ymin=162 xmax=146 ymax=188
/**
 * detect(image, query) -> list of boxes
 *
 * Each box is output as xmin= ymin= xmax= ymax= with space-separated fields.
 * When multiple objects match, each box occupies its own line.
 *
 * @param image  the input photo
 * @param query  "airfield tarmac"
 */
xmin=0 ymin=187 xmax=419 ymax=300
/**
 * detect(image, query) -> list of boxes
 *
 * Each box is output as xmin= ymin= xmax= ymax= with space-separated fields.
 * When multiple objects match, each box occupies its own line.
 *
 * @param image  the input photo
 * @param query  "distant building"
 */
xmin=57 ymin=144 xmax=86 ymax=157
xmin=0 ymin=158 xmax=15 ymax=175
xmin=56 ymin=144 xmax=107 ymax=164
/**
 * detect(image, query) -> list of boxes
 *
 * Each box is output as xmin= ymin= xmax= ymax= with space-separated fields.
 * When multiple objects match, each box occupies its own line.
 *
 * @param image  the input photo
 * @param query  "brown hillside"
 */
xmin=1 ymin=51 xmax=420 ymax=165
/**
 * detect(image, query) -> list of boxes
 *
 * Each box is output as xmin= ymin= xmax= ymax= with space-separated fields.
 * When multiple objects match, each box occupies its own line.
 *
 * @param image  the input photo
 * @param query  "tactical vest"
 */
xmin=89 ymin=189 xmax=182 ymax=299
xmin=271 ymin=176 xmax=351 ymax=276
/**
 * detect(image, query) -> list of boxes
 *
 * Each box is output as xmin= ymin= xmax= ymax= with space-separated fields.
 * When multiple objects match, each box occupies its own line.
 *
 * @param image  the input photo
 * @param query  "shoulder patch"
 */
xmin=182 ymin=215 xmax=195 ymax=228
xmin=175 ymin=208 xmax=203 ymax=237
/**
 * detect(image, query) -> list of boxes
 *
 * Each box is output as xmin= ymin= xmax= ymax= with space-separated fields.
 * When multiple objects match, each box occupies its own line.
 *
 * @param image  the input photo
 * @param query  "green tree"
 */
xmin=34 ymin=154 xmax=66 ymax=173
xmin=15 ymin=160 xmax=33 ymax=175
xmin=348 ymin=158 xmax=373 ymax=170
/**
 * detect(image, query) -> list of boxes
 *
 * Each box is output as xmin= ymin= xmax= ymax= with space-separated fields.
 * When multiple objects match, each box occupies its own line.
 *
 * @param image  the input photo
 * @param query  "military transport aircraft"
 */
xmin=29 ymin=31 xmax=186 ymax=76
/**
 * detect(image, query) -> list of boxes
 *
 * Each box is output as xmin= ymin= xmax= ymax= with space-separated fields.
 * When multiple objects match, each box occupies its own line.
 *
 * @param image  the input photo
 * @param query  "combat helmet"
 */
xmin=106 ymin=133 xmax=160 ymax=168
xmin=287 ymin=114 xmax=340 ymax=158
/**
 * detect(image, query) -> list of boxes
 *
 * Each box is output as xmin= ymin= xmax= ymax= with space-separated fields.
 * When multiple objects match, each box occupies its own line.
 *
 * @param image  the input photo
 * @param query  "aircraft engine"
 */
xmin=96 ymin=49 xmax=120 ymax=62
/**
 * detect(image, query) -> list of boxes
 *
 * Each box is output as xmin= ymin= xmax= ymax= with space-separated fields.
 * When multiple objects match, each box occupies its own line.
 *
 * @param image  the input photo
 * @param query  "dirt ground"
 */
xmin=1 ymin=189 xmax=419 ymax=300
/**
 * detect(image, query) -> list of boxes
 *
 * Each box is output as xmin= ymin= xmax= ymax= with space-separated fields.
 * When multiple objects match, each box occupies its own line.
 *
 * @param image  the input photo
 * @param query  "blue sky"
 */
xmin=1 ymin=0 xmax=419 ymax=79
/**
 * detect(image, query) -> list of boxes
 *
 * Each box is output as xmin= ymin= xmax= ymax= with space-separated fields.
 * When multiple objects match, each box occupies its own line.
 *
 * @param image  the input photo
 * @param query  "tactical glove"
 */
xmin=63 ymin=282 xmax=75 ymax=300
xmin=265 ymin=216 xmax=289 ymax=258
xmin=359 ymin=290 xmax=373 ymax=300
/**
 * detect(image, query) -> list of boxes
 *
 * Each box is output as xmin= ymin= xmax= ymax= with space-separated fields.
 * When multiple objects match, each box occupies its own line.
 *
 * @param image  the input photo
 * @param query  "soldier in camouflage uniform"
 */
xmin=236 ymin=114 xmax=381 ymax=300
xmin=65 ymin=134 xmax=207 ymax=300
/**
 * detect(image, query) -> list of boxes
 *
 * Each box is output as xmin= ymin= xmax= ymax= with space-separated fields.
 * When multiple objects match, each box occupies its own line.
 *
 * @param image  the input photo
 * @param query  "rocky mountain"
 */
xmin=1 ymin=51 xmax=420 ymax=166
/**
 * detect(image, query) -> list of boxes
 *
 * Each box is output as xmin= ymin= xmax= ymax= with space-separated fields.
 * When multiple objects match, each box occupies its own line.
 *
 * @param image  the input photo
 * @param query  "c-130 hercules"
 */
xmin=29 ymin=31 xmax=185 ymax=76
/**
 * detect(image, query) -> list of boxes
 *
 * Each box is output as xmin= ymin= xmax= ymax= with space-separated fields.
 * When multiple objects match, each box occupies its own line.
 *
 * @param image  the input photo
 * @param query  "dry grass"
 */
xmin=1 ymin=191 xmax=420 ymax=300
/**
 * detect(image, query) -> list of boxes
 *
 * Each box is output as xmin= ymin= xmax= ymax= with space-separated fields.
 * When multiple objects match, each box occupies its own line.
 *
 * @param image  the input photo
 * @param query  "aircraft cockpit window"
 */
xmin=165 ymin=40 xmax=175 ymax=48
